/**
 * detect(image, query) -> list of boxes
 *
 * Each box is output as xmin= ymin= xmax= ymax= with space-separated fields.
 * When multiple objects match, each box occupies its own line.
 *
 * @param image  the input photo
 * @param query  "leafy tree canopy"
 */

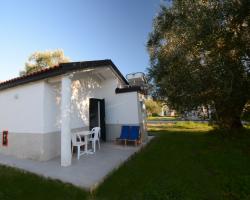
xmin=145 ymin=99 xmax=162 ymax=116
xmin=147 ymin=0 xmax=250 ymax=129
xmin=20 ymin=49 xmax=70 ymax=75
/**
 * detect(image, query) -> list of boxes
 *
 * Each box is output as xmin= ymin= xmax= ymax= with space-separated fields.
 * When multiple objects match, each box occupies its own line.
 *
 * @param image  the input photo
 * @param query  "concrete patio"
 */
xmin=0 ymin=140 xmax=152 ymax=190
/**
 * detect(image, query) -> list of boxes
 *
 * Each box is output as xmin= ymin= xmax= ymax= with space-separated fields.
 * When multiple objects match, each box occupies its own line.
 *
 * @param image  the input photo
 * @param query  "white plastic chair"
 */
xmin=88 ymin=127 xmax=101 ymax=152
xmin=71 ymin=132 xmax=86 ymax=160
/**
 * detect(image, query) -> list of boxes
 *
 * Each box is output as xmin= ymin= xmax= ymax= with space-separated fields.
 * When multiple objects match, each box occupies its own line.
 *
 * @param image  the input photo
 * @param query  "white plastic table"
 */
xmin=78 ymin=131 xmax=94 ymax=155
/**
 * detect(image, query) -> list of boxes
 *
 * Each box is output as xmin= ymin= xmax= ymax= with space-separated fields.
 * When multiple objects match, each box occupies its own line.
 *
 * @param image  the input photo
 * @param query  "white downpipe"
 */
xmin=61 ymin=75 xmax=72 ymax=167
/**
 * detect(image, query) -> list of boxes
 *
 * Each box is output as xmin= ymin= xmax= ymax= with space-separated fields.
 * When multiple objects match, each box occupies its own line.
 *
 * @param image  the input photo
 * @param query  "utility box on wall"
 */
xmin=2 ymin=130 xmax=8 ymax=146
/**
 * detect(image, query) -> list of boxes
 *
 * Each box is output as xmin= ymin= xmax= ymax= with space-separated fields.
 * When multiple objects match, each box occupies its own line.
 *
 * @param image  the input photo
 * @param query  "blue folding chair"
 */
xmin=128 ymin=126 xmax=141 ymax=146
xmin=116 ymin=125 xmax=130 ymax=145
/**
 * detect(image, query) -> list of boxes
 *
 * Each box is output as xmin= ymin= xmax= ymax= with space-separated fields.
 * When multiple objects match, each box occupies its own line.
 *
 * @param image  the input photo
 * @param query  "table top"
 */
xmin=77 ymin=130 xmax=92 ymax=136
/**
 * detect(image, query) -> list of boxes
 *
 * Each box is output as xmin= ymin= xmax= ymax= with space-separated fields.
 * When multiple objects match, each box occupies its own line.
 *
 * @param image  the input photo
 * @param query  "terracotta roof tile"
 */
xmin=0 ymin=65 xmax=61 ymax=86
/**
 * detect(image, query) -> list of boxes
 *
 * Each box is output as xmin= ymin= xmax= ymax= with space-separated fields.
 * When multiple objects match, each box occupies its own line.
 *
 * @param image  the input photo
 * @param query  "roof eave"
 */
xmin=0 ymin=59 xmax=129 ymax=91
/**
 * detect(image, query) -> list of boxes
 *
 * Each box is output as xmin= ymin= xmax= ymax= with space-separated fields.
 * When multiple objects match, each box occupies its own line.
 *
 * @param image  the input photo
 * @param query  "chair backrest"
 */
xmin=129 ymin=126 xmax=140 ymax=140
xmin=120 ymin=126 xmax=130 ymax=139
xmin=91 ymin=127 xmax=101 ymax=140
xmin=71 ymin=133 xmax=82 ymax=145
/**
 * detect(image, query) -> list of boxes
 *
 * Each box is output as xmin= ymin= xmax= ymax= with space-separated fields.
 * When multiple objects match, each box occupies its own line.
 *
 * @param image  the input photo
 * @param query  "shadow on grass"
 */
xmin=0 ymin=164 xmax=88 ymax=200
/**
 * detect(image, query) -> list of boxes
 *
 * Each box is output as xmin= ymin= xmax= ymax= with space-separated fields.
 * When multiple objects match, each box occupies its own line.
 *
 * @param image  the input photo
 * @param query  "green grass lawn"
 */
xmin=0 ymin=165 xmax=88 ymax=200
xmin=94 ymin=122 xmax=250 ymax=200
xmin=147 ymin=116 xmax=180 ymax=121
xmin=1 ymin=122 xmax=250 ymax=200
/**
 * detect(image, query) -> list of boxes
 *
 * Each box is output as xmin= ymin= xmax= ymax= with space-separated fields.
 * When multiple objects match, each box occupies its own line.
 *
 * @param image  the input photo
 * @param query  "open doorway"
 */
xmin=89 ymin=98 xmax=106 ymax=141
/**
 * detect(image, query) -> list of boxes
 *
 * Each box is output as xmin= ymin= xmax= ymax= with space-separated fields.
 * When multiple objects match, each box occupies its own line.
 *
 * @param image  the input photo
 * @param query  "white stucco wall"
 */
xmin=70 ymin=76 xmax=102 ymax=129
xmin=43 ymin=82 xmax=61 ymax=133
xmin=0 ymin=76 xmax=141 ymax=135
xmin=41 ymin=75 xmax=104 ymax=132
xmin=105 ymin=90 xmax=140 ymax=124
xmin=0 ymin=82 xmax=44 ymax=133
xmin=41 ymin=76 xmax=141 ymax=138
xmin=70 ymin=78 xmax=140 ymax=129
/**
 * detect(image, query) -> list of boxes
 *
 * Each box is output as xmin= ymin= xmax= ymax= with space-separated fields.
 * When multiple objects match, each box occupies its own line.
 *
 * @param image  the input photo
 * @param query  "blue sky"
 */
xmin=0 ymin=0 xmax=162 ymax=81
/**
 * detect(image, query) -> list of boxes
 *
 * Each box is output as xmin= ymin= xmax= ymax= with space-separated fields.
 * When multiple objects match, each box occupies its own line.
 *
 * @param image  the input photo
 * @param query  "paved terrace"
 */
xmin=0 ymin=139 xmax=153 ymax=191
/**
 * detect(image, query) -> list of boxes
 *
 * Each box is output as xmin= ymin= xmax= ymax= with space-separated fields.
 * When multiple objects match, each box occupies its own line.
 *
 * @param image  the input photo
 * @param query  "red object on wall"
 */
xmin=2 ymin=130 xmax=8 ymax=146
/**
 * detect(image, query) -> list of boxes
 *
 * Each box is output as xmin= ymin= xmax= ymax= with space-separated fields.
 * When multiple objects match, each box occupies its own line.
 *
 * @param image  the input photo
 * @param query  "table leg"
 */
xmin=85 ymin=135 xmax=94 ymax=155
xmin=85 ymin=135 xmax=88 ymax=153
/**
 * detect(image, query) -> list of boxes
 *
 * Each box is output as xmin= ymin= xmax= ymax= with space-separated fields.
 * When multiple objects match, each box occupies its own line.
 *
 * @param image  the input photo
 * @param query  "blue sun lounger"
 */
xmin=116 ymin=125 xmax=141 ymax=146
xmin=116 ymin=125 xmax=130 ymax=145
xmin=127 ymin=126 xmax=141 ymax=146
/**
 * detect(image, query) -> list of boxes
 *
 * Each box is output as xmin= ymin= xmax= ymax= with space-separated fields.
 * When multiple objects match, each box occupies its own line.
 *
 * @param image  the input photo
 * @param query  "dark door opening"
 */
xmin=89 ymin=98 xmax=106 ymax=141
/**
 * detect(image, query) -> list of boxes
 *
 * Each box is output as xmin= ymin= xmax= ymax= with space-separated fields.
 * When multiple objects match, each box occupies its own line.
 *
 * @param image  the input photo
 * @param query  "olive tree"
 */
xmin=147 ymin=0 xmax=250 ymax=129
xmin=20 ymin=49 xmax=70 ymax=75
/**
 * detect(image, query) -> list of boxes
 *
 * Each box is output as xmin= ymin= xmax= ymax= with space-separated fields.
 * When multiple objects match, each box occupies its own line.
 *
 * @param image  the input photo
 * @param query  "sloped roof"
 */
xmin=0 ymin=59 xmax=129 ymax=91
xmin=115 ymin=85 xmax=147 ymax=95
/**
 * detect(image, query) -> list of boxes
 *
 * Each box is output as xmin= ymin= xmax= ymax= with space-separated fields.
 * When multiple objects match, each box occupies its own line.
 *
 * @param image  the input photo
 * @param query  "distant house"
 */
xmin=0 ymin=59 xmax=147 ymax=166
xmin=161 ymin=104 xmax=176 ymax=117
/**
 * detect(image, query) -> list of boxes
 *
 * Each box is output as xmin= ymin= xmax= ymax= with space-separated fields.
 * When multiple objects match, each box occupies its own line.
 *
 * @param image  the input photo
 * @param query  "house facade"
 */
xmin=0 ymin=60 xmax=147 ymax=166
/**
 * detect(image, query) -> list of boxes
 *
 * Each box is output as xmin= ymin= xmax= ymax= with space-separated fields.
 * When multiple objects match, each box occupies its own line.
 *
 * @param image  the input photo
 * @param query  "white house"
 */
xmin=0 ymin=59 xmax=147 ymax=166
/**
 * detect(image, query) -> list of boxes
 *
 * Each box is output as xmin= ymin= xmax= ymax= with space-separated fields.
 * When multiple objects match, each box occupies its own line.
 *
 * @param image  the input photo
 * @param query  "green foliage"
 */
xmin=145 ymin=99 xmax=161 ymax=116
xmin=20 ymin=49 xmax=70 ymax=75
xmin=147 ymin=0 xmax=250 ymax=129
xmin=242 ymin=101 xmax=250 ymax=121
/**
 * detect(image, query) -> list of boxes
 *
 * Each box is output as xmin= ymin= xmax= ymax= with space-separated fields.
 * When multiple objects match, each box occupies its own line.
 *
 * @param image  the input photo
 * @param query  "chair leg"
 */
xmin=98 ymin=140 xmax=100 ymax=149
xmin=93 ymin=141 xmax=96 ymax=152
xmin=91 ymin=141 xmax=94 ymax=152
xmin=71 ymin=145 xmax=73 ymax=155
xmin=77 ymin=146 xmax=79 ymax=160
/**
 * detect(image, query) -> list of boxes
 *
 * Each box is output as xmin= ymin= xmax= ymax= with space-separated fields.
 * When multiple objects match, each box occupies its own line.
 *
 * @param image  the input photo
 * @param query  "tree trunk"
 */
xmin=215 ymin=102 xmax=245 ymax=130
xmin=217 ymin=114 xmax=243 ymax=129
